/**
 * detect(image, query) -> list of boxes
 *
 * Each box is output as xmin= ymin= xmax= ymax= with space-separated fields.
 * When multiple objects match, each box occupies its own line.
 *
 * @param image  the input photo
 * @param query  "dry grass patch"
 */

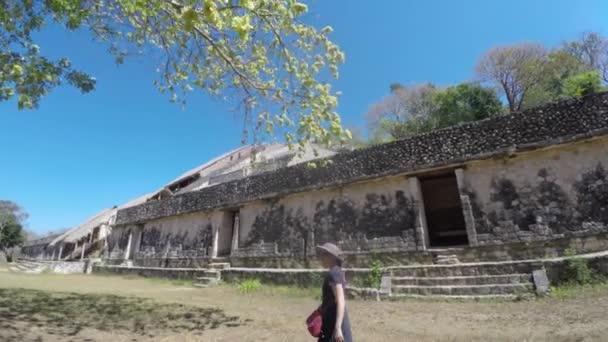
xmin=0 ymin=287 xmax=243 ymax=341
xmin=2 ymin=271 xmax=608 ymax=341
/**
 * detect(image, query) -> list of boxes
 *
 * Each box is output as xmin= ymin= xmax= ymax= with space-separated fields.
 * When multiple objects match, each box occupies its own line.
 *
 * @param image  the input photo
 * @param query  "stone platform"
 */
xmin=93 ymin=250 xmax=608 ymax=300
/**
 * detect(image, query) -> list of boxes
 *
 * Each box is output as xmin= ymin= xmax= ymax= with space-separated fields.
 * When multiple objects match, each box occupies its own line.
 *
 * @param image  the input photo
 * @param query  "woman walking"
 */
xmin=316 ymin=243 xmax=353 ymax=342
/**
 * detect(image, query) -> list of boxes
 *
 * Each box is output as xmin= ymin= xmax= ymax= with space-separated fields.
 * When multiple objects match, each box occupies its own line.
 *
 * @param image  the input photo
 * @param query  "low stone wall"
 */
xmin=221 ymin=268 xmax=326 ymax=287
xmin=101 ymin=233 xmax=608 ymax=270
xmin=221 ymin=268 xmax=369 ymax=287
xmin=94 ymin=264 xmax=371 ymax=287
xmin=93 ymin=265 xmax=209 ymax=280
xmin=47 ymin=261 xmax=87 ymax=274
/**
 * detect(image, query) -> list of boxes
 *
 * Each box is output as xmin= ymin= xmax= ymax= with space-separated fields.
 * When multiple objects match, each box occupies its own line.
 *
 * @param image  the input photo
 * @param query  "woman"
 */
xmin=316 ymin=243 xmax=353 ymax=342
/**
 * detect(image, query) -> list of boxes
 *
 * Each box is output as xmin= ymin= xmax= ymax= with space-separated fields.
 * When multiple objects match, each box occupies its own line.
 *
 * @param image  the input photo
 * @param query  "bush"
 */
xmin=238 ymin=278 xmax=262 ymax=293
xmin=365 ymin=260 xmax=384 ymax=289
xmin=564 ymin=248 xmax=593 ymax=285
xmin=563 ymin=71 xmax=604 ymax=98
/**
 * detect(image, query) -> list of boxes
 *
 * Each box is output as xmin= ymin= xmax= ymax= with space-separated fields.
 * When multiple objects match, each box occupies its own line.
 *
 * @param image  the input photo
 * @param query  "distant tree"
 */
xmin=367 ymin=82 xmax=503 ymax=140
xmin=1 ymin=1 xmax=349 ymax=153
xmin=0 ymin=221 xmax=25 ymax=255
xmin=366 ymin=83 xmax=438 ymax=140
xmin=0 ymin=201 xmax=27 ymax=255
xmin=430 ymin=83 xmax=503 ymax=127
xmin=521 ymin=50 xmax=592 ymax=108
xmin=563 ymin=32 xmax=608 ymax=84
xmin=0 ymin=201 xmax=27 ymax=234
xmin=562 ymin=71 xmax=605 ymax=98
xmin=475 ymin=43 xmax=548 ymax=112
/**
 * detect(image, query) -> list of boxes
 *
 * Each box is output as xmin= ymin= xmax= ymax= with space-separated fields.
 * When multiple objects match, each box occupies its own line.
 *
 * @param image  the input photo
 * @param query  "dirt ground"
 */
xmin=0 ymin=268 xmax=607 ymax=342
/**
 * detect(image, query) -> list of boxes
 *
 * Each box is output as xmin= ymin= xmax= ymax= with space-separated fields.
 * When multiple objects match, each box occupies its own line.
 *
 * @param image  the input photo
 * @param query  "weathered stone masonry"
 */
xmin=109 ymin=92 xmax=608 ymax=263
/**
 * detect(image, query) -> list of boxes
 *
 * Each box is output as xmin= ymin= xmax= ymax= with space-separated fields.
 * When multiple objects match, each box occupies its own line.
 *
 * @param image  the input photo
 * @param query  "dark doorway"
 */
xmin=420 ymin=172 xmax=469 ymax=247
xmin=218 ymin=211 xmax=238 ymax=257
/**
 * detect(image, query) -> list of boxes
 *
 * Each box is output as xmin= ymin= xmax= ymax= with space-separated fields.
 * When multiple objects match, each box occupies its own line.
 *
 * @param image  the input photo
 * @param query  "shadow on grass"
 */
xmin=0 ymin=288 xmax=242 ymax=341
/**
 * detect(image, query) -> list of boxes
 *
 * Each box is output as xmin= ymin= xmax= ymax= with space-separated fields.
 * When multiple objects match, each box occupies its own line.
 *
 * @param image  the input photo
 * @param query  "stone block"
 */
xmin=532 ymin=268 xmax=550 ymax=296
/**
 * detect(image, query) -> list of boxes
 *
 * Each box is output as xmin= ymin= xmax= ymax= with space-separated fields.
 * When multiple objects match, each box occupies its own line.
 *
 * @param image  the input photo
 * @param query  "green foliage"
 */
xmin=0 ymin=200 xmax=27 ymax=252
xmin=521 ymin=50 xmax=592 ymax=108
xmin=0 ymin=221 xmax=25 ymax=252
xmin=563 ymin=248 xmax=594 ymax=285
xmin=365 ymin=260 xmax=383 ymax=289
xmin=562 ymin=71 xmax=605 ymax=98
xmin=1 ymin=0 xmax=349 ymax=153
xmin=0 ymin=1 xmax=96 ymax=109
xmin=238 ymin=278 xmax=262 ymax=293
xmin=367 ymin=82 xmax=503 ymax=140
xmin=430 ymin=83 xmax=503 ymax=127
xmin=550 ymin=280 xmax=608 ymax=299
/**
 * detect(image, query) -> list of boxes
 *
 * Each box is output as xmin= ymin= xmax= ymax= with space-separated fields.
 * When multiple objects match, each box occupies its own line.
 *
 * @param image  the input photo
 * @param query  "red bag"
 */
xmin=306 ymin=309 xmax=323 ymax=337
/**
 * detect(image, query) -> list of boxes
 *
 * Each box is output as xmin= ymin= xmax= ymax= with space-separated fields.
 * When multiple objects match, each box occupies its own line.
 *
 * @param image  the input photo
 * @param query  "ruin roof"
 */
xmin=49 ymin=208 xmax=117 ymax=246
xmin=23 ymin=233 xmax=64 ymax=247
xmin=115 ymin=92 xmax=608 ymax=225
xmin=147 ymin=142 xmax=335 ymax=198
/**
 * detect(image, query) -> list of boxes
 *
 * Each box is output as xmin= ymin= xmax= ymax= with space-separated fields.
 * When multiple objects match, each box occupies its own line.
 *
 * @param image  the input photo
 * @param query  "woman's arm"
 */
xmin=331 ymin=283 xmax=346 ymax=342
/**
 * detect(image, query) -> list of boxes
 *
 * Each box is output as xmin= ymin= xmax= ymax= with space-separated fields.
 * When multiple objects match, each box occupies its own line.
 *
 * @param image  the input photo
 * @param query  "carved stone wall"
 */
xmin=460 ymin=137 xmax=608 ymax=245
xmin=237 ymin=177 xmax=418 ymax=257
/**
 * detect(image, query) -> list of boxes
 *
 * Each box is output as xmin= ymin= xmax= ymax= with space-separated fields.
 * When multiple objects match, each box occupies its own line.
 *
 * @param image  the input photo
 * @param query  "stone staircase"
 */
xmin=193 ymin=262 xmax=230 ymax=288
xmin=385 ymin=260 xmax=541 ymax=299
xmin=9 ymin=259 xmax=48 ymax=274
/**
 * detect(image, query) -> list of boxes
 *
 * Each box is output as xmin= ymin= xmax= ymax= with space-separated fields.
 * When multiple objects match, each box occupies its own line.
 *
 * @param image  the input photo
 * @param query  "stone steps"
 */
xmin=392 ymin=274 xmax=532 ymax=286
xmin=193 ymin=268 xmax=222 ymax=288
xmin=389 ymin=294 xmax=525 ymax=301
xmin=193 ymin=276 xmax=219 ymax=287
xmin=384 ymin=259 xmax=543 ymax=298
xmin=387 ymin=261 xmax=538 ymax=278
xmin=208 ymin=262 xmax=230 ymax=270
xmin=9 ymin=260 xmax=47 ymax=274
xmin=392 ymin=283 xmax=534 ymax=296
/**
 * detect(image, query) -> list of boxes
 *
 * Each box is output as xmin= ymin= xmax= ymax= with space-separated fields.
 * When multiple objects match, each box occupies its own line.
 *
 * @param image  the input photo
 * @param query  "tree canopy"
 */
xmin=475 ymin=43 xmax=548 ymax=113
xmin=1 ymin=0 xmax=349 ymax=153
xmin=366 ymin=82 xmax=502 ymax=141
xmin=365 ymin=31 xmax=608 ymax=145
xmin=0 ymin=200 xmax=27 ymax=252
xmin=476 ymin=33 xmax=608 ymax=113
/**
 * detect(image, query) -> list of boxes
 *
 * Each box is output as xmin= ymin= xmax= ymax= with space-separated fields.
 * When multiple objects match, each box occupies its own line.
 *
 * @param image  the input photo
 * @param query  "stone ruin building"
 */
xmin=19 ymin=92 xmax=608 ymax=298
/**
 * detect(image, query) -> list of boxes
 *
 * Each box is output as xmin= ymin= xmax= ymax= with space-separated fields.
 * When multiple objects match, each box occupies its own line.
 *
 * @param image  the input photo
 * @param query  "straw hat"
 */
xmin=316 ymin=242 xmax=343 ymax=261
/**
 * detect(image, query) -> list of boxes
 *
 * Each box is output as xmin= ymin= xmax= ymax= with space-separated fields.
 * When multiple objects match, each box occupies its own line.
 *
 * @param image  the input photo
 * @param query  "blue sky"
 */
xmin=1 ymin=0 xmax=607 ymax=234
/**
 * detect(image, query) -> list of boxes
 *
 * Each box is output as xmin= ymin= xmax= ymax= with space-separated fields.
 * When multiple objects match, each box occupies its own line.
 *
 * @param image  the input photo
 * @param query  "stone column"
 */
xmin=81 ymin=241 xmax=87 ymax=260
xmin=455 ymin=168 xmax=478 ymax=247
xmin=409 ymin=177 xmax=429 ymax=251
xmin=51 ymin=249 xmax=56 ymax=261
xmin=131 ymin=227 xmax=143 ymax=260
xmin=211 ymin=224 xmax=219 ymax=259
xmin=124 ymin=231 xmax=133 ymax=260
xmin=57 ymin=245 xmax=63 ymax=261
xmin=230 ymin=214 xmax=240 ymax=256
xmin=74 ymin=241 xmax=80 ymax=259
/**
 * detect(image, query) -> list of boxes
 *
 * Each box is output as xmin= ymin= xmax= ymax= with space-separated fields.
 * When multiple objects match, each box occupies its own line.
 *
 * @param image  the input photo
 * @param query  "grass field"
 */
xmin=1 ymin=268 xmax=608 ymax=341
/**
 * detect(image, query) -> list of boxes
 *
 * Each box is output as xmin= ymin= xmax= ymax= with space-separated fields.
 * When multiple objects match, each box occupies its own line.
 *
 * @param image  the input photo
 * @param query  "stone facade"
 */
xmin=115 ymin=92 xmax=608 ymax=226
xmin=106 ymin=93 xmax=608 ymax=266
